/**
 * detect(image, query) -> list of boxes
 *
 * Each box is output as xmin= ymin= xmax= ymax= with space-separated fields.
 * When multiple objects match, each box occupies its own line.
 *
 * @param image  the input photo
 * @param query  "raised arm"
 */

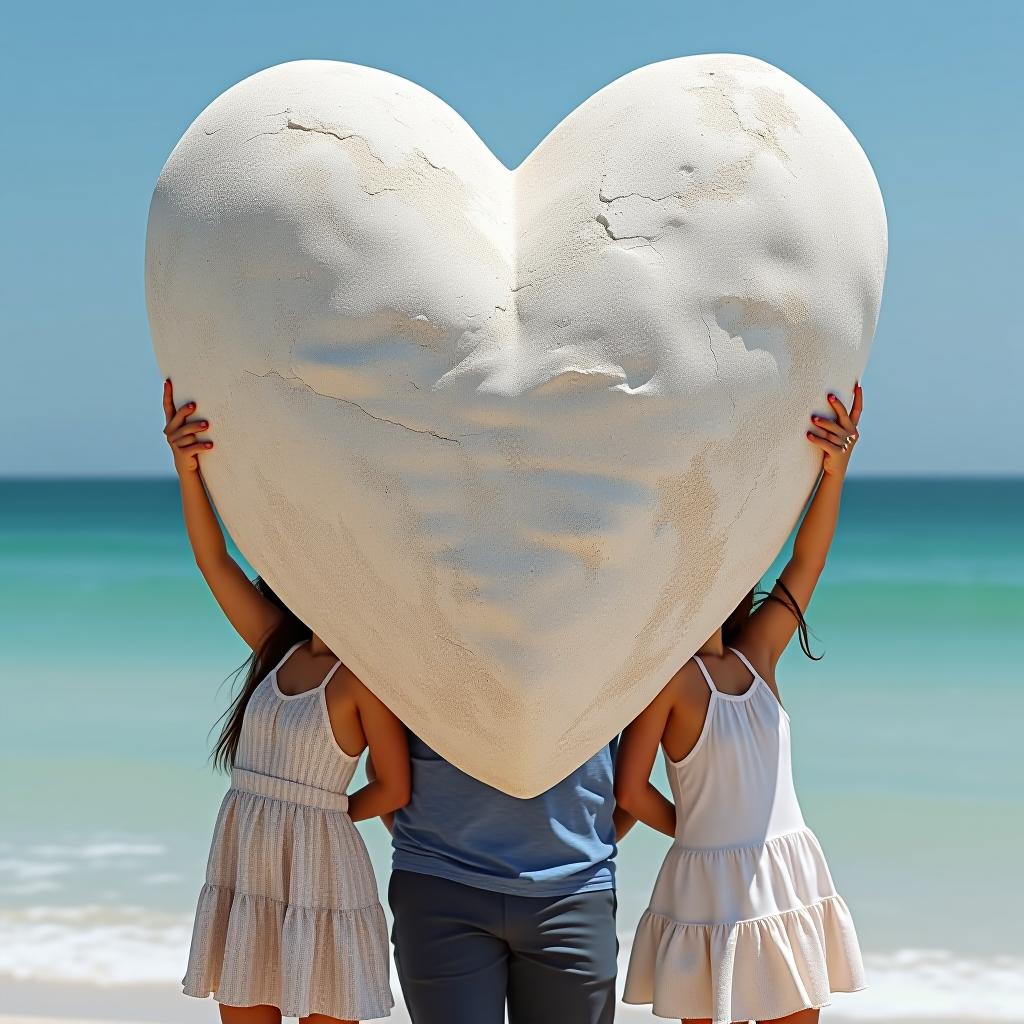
xmin=613 ymin=685 xmax=677 ymax=839
xmin=162 ymin=379 xmax=283 ymax=651
xmin=742 ymin=384 xmax=864 ymax=673
xmin=346 ymin=683 xmax=411 ymax=824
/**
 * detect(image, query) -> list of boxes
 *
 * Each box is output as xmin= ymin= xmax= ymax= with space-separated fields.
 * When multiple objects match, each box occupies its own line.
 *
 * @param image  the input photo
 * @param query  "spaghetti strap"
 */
xmin=320 ymin=659 xmax=344 ymax=689
xmin=270 ymin=640 xmax=307 ymax=675
xmin=183 ymin=640 xmax=394 ymax=1020
xmin=692 ymin=655 xmax=717 ymax=693
xmin=728 ymin=647 xmax=760 ymax=681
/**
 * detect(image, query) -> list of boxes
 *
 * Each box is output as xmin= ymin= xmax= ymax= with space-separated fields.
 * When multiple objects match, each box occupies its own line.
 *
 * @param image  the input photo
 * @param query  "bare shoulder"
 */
xmin=329 ymin=664 xmax=394 ymax=713
xmin=661 ymin=658 xmax=714 ymax=763
xmin=322 ymin=662 xmax=369 ymax=757
xmin=729 ymin=630 xmax=774 ymax=679
xmin=669 ymin=659 xmax=711 ymax=710
xmin=324 ymin=661 xmax=362 ymax=709
xmin=650 ymin=659 xmax=711 ymax=729
xmin=730 ymin=635 xmax=783 ymax=701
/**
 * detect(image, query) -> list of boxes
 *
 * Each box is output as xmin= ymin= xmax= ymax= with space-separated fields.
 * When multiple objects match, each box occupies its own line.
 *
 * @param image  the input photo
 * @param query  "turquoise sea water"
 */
xmin=1 ymin=478 xmax=1022 ymax=1016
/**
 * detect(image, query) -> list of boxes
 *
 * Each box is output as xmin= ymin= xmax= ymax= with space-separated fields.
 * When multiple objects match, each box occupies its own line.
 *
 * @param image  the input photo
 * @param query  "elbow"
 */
xmin=386 ymin=776 xmax=412 ymax=813
xmin=613 ymin=776 xmax=640 ymax=815
xmin=396 ymin=780 xmax=412 ymax=810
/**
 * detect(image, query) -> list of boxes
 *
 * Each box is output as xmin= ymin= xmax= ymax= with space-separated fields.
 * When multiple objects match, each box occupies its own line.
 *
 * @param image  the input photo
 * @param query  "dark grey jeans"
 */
xmin=388 ymin=869 xmax=618 ymax=1024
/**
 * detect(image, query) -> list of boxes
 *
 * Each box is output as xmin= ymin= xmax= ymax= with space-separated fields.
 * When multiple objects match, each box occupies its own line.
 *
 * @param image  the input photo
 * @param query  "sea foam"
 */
xmin=0 ymin=908 xmax=1020 ymax=1019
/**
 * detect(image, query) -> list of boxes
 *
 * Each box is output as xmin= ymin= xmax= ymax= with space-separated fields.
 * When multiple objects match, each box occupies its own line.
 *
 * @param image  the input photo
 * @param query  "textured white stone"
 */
xmin=146 ymin=56 xmax=886 ymax=797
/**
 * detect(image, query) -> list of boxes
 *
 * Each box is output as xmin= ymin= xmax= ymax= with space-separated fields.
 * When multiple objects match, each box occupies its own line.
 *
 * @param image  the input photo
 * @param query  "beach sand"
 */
xmin=0 ymin=981 xmax=990 ymax=1024
xmin=0 ymin=1006 xmax=990 ymax=1024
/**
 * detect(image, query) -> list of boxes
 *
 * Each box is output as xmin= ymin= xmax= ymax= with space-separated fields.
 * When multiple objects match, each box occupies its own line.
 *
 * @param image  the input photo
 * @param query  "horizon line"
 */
xmin=1 ymin=472 xmax=1022 ymax=483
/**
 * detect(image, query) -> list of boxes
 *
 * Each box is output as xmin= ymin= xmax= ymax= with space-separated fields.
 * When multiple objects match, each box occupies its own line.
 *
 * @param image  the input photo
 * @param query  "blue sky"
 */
xmin=2 ymin=0 xmax=1020 ymax=476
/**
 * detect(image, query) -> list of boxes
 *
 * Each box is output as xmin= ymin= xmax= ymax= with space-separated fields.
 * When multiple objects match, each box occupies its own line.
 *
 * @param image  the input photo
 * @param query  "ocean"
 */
xmin=1 ymin=478 xmax=1022 ymax=1021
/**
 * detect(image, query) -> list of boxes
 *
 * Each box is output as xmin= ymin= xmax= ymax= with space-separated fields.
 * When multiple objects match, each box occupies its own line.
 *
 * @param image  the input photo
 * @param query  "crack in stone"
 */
xmin=438 ymin=634 xmax=476 ymax=657
xmin=622 ymin=238 xmax=664 ymax=259
xmin=701 ymin=315 xmax=737 ymax=413
xmin=594 ymin=178 xmax=671 ymax=257
xmin=688 ymin=80 xmax=796 ymax=177
xmin=244 ymin=369 xmax=463 ymax=443
xmin=595 ymin=212 xmax=663 ymax=252
xmin=416 ymin=149 xmax=447 ymax=172
xmin=243 ymin=125 xmax=291 ymax=144
xmin=285 ymin=118 xmax=359 ymax=145
xmin=726 ymin=475 xmax=761 ymax=533
xmin=598 ymin=188 xmax=678 ymax=205
xmin=280 ymin=117 xmax=397 ymax=175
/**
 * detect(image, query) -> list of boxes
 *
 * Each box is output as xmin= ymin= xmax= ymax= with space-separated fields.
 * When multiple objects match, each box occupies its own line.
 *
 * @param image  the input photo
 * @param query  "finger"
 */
xmin=163 ymin=400 xmax=197 ymax=436
xmin=162 ymin=379 xmax=175 ymax=424
xmin=810 ymin=414 xmax=845 ymax=440
xmin=178 ymin=441 xmax=213 ymax=456
xmin=806 ymin=430 xmax=843 ymax=454
xmin=169 ymin=419 xmax=209 ymax=444
xmin=827 ymin=392 xmax=855 ymax=432
xmin=851 ymin=380 xmax=864 ymax=425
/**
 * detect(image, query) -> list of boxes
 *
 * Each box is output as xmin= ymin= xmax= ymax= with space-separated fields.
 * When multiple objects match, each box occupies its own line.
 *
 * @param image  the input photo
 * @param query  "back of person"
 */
xmin=392 ymin=732 xmax=617 ymax=893
xmin=163 ymin=380 xmax=411 ymax=1024
xmin=388 ymin=732 xmax=621 ymax=1024
xmin=666 ymin=649 xmax=805 ymax=849
xmin=617 ymin=386 xmax=869 ymax=1024
xmin=184 ymin=642 xmax=396 ymax=1021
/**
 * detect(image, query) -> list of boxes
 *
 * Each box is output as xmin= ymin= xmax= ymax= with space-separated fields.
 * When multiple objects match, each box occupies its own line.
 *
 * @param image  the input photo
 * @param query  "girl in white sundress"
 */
xmin=161 ymin=380 xmax=410 ymax=1024
xmin=617 ymin=385 xmax=868 ymax=1024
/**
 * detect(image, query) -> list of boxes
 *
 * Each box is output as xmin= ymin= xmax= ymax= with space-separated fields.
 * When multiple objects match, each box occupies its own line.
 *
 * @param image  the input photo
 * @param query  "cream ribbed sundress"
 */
xmin=624 ymin=648 xmax=865 ymax=1024
xmin=183 ymin=641 xmax=394 ymax=1020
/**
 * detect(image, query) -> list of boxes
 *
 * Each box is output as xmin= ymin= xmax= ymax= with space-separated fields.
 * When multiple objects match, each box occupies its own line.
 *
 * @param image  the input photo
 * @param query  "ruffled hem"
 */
xmin=623 ymin=893 xmax=866 ymax=1024
xmin=183 ymin=884 xmax=394 ymax=1020
xmin=646 ymin=828 xmax=843 ymax=925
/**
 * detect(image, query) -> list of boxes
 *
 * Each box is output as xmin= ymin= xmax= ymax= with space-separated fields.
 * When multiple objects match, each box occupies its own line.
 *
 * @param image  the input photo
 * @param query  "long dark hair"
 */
xmin=211 ymin=577 xmax=312 ymax=772
xmin=721 ymin=576 xmax=822 ymax=660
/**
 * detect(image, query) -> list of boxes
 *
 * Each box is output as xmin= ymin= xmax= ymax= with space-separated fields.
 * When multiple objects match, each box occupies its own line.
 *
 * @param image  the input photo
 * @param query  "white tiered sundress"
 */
xmin=624 ymin=648 xmax=865 ymax=1024
xmin=183 ymin=641 xmax=394 ymax=1020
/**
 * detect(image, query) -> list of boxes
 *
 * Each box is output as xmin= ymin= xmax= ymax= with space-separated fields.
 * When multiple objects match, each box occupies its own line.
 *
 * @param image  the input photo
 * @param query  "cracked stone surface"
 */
xmin=146 ymin=55 xmax=887 ymax=796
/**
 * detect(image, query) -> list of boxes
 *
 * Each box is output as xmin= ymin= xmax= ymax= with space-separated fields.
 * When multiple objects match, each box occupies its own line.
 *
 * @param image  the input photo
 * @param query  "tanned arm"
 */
xmin=742 ymin=384 xmax=864 ymax=680
xmin=347 ymin=686 xmax=411 ymax=825
xmin=163 ymin=379 xmax=282 ymax=652
xmin=613 ymin=685 xmax=677 ymax=839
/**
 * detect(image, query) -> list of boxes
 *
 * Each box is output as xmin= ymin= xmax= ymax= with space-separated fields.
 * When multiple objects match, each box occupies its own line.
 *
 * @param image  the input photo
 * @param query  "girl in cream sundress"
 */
xmin=161 ymin=380 xmax=410 ymax=1023
xmin=617 ymin=386 xmax=868 ymax=1024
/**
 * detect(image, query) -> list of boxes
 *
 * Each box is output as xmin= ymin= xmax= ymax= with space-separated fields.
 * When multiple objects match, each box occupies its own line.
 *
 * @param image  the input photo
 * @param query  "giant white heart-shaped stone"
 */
xmin=146 ymin=56 xmax=886 ymax=796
